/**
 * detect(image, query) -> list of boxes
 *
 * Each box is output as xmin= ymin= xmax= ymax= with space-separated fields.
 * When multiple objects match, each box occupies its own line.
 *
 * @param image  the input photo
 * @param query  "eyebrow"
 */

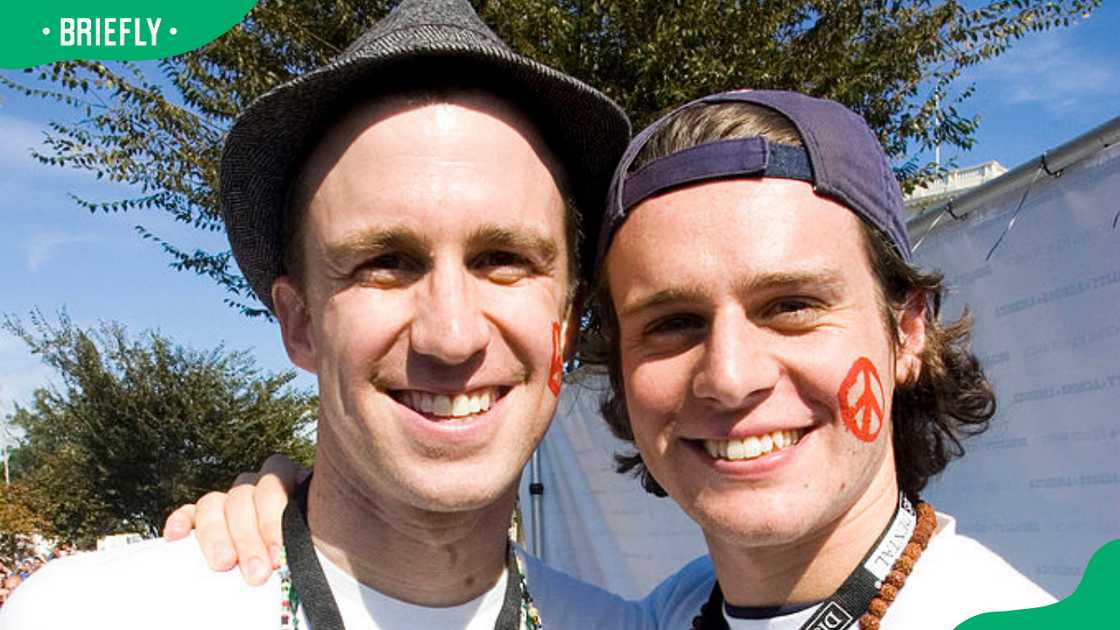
xmin=323 ymin=227 xmax=431 ymax=272
xmin=745 ymin=269 xmax=847 ymax=295
xmin=466 ymin=225 xmax=560 ymax=270
xmin=619 ymin=269 xmax=847 ymax=318
xmin=619 ymin=283 xmax=709 ymax=318
xmin=321 ymin=223 xmax=561 ymax=272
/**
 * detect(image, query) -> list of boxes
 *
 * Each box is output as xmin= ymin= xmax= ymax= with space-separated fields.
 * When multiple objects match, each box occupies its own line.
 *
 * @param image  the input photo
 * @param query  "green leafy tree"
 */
xmin=1 ymin=0 xmax=1099 ymax=316
xmin=0 ymin=483 xmax=48 ymax=560
xmin=2 ymin=311 xmax=315 ymax=544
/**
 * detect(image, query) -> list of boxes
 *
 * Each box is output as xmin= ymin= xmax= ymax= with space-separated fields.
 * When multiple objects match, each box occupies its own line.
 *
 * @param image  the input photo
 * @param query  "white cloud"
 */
xmin=25 ymin=232 xmax=99 ymax=272
xmin=0 ymin=331 xmax=52 ymax=446
xmin=966 ymin=27 xmax=1120 ymax=115
xmin=0 ymin=114 xmax=49 ymax=170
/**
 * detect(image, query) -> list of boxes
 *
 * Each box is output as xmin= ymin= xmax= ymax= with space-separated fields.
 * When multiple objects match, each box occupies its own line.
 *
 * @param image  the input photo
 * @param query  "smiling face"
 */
xmin=272 ymin=93 xmax=573 ymax=514
xmin=606 ymin=178 xmax=918 ymax=548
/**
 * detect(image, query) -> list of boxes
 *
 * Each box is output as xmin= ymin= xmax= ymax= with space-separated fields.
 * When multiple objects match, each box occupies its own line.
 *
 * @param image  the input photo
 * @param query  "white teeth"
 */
xmin=400 ymin=387 xmax=499 ymax=419
xmin=433 ymin=395 xmax=453 ymax=416
xmin=744 ymin=436 xmax=762 ymax=458
xmin=451 ymin=394 xmax=470 ymax=417
xmin=703 ymin=429 xmax=804 ymax=462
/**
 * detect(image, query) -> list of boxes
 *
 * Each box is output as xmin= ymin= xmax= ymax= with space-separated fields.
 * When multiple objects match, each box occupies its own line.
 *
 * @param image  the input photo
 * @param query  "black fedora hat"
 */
xmin=220 ymin=0 xmax=630 ymax=312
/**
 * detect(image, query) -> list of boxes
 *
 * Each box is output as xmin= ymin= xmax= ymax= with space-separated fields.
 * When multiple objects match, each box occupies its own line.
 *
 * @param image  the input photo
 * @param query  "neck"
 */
xmin=707 ymin=473 xmax=900 ymax=608
xmin=306 ymin=454 xmax=515 ymax=607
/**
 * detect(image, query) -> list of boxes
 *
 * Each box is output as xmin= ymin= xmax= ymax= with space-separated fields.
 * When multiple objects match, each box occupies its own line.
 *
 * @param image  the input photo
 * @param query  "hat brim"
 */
xmin=221 ymin=31 xmax=629 ymax=312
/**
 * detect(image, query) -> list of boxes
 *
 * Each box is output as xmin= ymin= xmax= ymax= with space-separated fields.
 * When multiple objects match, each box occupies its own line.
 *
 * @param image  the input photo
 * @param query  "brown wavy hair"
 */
xmin=580 ymin=102 xmax=994 ymax=499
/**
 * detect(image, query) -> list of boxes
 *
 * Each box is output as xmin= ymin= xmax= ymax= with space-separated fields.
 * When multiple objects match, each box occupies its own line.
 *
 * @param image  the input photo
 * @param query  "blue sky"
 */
xmin=0 ymin=5 xmax=1117 ymax=449
xmin=935 ymin=2 xmax=1120 ymax=169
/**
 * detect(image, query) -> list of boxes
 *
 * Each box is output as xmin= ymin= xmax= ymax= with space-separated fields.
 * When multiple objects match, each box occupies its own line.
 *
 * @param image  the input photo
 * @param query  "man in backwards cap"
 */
xmin=173 ymin=90 xmax=1054 ymax=629
xmin=594 ymin=90 xmax=1053 ymax=628
xmin=0 ymin=0 xmax=652 ymax=627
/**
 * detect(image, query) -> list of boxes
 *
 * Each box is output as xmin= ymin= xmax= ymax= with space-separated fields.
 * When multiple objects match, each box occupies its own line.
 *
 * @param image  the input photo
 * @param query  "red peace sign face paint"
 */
xmin=838 ymin=357 xmax=885 ymax=443
xmin=548 ymin=321 xmax=563 ymax=397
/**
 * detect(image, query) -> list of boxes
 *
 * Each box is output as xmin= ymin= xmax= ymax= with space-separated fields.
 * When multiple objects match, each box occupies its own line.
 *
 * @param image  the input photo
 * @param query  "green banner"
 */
xmin=0 ymin=1 xmax=258 ymax=69
xmin=956 ymin=539 xmax=1120 ymax=628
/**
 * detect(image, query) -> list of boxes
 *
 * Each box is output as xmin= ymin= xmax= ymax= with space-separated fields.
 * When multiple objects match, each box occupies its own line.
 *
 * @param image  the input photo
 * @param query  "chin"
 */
xmin=404 ymin=465 xmax=520 ymax=513
xmin=699 ymin=509 xmax=813 ymax=548
xmin=675 ymin=484 xmax=825 ymax=547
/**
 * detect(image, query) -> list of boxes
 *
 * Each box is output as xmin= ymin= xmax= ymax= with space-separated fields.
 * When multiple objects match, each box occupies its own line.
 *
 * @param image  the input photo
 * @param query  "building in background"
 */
xmin=96 ymin=533 xmax=144 ymax=551
xmin=905 ymin=161 xmax=1008 ymax=215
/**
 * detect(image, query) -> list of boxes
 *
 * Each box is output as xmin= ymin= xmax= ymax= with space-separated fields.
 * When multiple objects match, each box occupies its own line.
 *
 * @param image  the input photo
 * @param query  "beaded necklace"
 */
xmin=857 ymin=501 xmax=936 ymax=630
xmin=279 ymin=546 xmax=299 ymax=630
xmin=690 ymin=496 xmax=936 ymax=630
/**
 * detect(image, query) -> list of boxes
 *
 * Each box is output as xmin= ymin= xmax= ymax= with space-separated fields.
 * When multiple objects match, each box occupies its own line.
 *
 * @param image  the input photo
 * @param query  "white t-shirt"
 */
xmin=642 ymin=513 xmax=1056 ymax=630
xmin=0 ymin=534 xmax=653 ymax=630
xmin=0 ymin=514 xmax=1053 ymax=630
xmin=315 ymin=547 xmax=508 ymax=630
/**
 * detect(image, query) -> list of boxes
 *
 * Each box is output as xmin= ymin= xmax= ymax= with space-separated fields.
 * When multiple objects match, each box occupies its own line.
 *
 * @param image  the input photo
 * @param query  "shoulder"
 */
xmin=516 ymin=547 xmax=655 ymax=630
xmin=641 ymin=555 xmax=715 ymax=630
xmin=0 ymin=535 xmax=279 ymax=630
xmin=885 ymin=513 xmax=1055 ymax=628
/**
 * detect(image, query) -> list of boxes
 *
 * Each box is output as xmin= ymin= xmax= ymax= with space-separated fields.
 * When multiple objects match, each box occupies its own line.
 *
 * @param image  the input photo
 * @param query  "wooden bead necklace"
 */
xmin=858 ymin=501 xmax=937 ymax=630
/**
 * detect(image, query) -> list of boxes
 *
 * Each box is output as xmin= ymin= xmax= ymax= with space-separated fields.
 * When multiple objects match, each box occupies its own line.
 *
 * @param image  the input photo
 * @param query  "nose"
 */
xmin=409 ymin=260 xmax=491 ymax=365
xmin=691 ymin=307 xmax=779 ymax=409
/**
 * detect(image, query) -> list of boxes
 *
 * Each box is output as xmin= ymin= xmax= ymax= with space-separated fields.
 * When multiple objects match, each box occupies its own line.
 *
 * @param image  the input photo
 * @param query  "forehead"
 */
xmin=606 ymin=178 xmax=873 ymax=297
xmin=300 ymin=93 xmax=568 ymax=243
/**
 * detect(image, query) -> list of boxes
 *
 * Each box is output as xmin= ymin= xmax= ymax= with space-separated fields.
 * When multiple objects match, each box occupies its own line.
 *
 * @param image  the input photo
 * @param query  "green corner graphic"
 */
xmin=956 ymin=539 xmax=1120 ymax=629
xmin=1 ymin=1 xmax=258 ymax=69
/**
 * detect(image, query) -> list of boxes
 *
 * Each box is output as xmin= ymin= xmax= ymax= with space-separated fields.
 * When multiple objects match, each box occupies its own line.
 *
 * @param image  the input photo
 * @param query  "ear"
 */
xmin=894 ymin=290 xmax=928 ymax=385
xmin=272 ymin=276 xmax=318 ymax=374
xmin=560 ymin=286 xmax=585 ymax=362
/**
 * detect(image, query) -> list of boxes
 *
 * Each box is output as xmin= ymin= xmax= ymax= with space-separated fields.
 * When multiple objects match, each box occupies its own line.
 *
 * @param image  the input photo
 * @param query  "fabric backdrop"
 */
xmin=913 ymin=142 xmax=1120 ymax=599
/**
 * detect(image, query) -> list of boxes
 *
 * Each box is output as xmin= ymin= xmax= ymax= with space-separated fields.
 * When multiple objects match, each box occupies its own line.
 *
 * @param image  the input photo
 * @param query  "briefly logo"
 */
xmin=1 ymin=2 xmax=258 ymax=69
xmin=53 ymin=17 xmax=170 ymax=48
xmin=838 ymin=356 xmax=885 ymax=443
xmin=806 ymin=602 xmax=854 ymax=630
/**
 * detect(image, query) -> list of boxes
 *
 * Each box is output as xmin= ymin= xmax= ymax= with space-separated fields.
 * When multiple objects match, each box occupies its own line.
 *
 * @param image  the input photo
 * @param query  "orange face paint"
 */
xmin=548 ymin=321 xmax=563 ymax=397
xmin=838 ymin=357 xmax=885 ymax=443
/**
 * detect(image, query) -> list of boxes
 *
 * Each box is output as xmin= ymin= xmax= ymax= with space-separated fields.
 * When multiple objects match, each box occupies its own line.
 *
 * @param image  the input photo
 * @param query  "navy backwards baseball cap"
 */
xmin=596 ymin=90 xmax=912 ymax=270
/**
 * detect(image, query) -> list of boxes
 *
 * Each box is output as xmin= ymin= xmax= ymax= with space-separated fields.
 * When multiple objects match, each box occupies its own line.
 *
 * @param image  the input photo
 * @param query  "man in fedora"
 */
xmin=0 ymin=1 xmax=656 ymax=627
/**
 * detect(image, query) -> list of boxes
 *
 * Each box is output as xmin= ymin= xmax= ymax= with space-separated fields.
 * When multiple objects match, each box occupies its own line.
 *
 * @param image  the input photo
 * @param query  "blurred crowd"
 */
xmin=0 ymin=547 xmax=77 ymax=607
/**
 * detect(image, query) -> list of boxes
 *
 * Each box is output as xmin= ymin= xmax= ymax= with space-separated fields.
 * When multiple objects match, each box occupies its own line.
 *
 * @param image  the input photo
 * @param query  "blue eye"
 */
xmin=352 ymin=253 xmax=423 ymax=287
xmin=476 ymin=251 xmax=528 ymax=268
xmin=474 ymin=250 xmax=535 ymax=285
xmin=774 ymin=299 xmax=813 ymax=313
xmin=766 ymin=298 xmax=823 ymax=328
xmin=646 ymin=314 xmax=705 ymax=336
xmin=365 ymin=254 xmax=407 ymax=270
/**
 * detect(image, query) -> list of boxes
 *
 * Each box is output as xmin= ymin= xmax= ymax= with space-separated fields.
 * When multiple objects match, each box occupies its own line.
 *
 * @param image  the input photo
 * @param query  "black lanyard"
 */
xmin=281 ymin=476 xmax=527 ymax=630
xmin=691 ymin=493 xmax=918 ymax=630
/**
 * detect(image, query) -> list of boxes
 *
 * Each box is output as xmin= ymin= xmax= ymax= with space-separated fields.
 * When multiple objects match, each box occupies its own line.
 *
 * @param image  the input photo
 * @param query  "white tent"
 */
xmin=909 ymin=115 xmax=1120 ymax=598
